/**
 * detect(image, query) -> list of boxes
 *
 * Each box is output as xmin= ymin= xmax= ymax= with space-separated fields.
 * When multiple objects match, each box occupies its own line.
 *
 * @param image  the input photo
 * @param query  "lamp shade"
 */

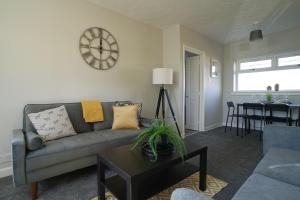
xmin=152 ymin=68 xmax=173 ymax=85
xmin=249 ymin=29 xmax=263 ymax=41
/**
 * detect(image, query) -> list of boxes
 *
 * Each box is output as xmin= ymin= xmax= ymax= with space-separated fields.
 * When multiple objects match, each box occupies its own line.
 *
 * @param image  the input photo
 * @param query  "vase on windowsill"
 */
xmin=266 ymin=93 xmax=273 ymax=103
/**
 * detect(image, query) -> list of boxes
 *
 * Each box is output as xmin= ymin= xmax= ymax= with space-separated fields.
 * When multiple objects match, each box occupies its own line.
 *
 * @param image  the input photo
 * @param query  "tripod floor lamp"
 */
xmin=152 ymin=68 xmax=181 ymax=136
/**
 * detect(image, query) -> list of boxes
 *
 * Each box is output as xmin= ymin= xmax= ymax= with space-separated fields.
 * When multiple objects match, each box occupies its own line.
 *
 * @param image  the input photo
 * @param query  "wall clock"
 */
xmin=79 ymin=27 xmax=119 ymax=70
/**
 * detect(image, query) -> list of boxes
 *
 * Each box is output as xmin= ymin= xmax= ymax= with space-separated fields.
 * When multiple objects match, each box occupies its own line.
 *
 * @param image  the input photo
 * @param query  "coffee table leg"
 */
xmin=237 ymin=105 xmax=240 ymax=136
xmin=97 ymin=156 xmax=106 ymax=200
xmin=199 ymin=147 xmax=207 ymax=191
xmin=298 ymin=108 xmax=300 ymax=127
xmin=126 ymin=180 xmax=138 ymax=200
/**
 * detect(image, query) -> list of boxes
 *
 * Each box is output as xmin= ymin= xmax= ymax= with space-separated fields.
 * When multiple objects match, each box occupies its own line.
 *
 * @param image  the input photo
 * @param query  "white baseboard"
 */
xmin=0 ymin=167 xmax=12 ymax=178
xmin=205 ymin=122 xmax=223 ymax=131
xmin=0 ymin=153 xmax=12 ymax=178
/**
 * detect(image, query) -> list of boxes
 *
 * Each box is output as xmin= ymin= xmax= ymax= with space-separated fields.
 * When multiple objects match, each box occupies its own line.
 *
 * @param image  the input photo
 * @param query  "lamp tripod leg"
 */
xmin=162 ymin=87 xmax=165 ymax=120
xmin=155 ymin=87 xmax=163 ymax=118
xmin=165 ymin=89 xmax=181 ymax=136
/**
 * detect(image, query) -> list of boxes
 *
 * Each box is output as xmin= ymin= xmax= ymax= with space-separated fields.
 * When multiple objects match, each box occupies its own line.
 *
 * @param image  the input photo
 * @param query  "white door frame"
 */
xmin=182 ymin=45 xmax=205 ymax=134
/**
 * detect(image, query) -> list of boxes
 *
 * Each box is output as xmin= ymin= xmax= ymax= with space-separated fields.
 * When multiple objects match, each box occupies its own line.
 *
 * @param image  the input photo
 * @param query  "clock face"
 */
xmin=79 ymin=27 xmax=119 ymax=70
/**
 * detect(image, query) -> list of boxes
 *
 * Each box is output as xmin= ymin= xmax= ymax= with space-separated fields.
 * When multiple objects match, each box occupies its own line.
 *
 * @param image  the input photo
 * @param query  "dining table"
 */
xmin=235 ymin=103 xmax=300 ymax=136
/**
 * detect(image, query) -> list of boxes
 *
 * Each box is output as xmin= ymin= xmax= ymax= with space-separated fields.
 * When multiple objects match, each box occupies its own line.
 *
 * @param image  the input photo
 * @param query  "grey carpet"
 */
xmin=0 ymin=127 xmax=262 ymax=200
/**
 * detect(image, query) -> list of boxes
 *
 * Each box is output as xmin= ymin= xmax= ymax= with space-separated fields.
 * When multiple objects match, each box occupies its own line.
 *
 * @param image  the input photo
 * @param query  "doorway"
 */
xmin=183 ymin=46 xmax=205 ymax=136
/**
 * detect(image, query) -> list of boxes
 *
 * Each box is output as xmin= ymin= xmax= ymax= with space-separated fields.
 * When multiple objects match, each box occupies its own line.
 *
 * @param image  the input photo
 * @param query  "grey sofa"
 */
xmin=171 ymin=125 xmax=300 ymax=200
xmin=11 ymin=101 xmax=146 ymax=199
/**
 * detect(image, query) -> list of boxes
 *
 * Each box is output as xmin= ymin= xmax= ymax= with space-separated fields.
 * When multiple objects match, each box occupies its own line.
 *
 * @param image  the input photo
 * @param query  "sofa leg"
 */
xmin=31 ymin=182 xmax=38 ymax=200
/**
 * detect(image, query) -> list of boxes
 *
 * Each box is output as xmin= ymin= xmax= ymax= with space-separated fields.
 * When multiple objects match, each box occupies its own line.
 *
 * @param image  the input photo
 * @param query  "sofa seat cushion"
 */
xmin=254 ymin=147 xmax=300 ymax=187
xmin=232 ymin=174 xmax=300 ymax=200
xmin=26 ymin=129 xmax=141 ymax=172
xmin=94 ymin=128 xmax=141 ymax=143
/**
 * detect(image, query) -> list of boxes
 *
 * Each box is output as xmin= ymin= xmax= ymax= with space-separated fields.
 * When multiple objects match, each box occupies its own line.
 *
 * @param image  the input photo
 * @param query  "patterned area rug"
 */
xmin=91 ymin=172 xmax=227 ymax=200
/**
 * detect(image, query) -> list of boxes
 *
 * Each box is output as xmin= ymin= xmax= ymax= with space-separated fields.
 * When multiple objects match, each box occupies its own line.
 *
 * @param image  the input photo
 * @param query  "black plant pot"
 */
xmin=142 ymin=135 xmax=174 ymax=161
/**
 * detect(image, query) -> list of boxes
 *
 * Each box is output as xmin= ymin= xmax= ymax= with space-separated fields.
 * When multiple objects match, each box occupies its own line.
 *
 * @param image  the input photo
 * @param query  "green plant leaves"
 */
xmin=131 ymin=119 xmax=186 ymax=161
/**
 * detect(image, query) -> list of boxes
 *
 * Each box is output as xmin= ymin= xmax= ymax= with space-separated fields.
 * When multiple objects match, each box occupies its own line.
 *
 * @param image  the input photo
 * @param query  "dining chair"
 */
xmin=264 ymin=103 xmax=294 ymax=126
xmin=225 ymin=101 xmax=244 ymax=133
xmin=243 ymin=103 xmax=264 ymax=140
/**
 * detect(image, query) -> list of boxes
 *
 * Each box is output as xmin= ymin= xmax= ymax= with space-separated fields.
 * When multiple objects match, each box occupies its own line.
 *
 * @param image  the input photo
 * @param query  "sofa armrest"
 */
xmin=171 ymin=188 xmax=214 ymax=200
xmin=263 ymin=125 xmax=300 ymax=155
xmin=11 ymin=129 xmax=26 ymax=186
xmin=25 ymin=131 xmax=43 ymax=150
xmin=140 ymin=117 xmax=154 ymax=128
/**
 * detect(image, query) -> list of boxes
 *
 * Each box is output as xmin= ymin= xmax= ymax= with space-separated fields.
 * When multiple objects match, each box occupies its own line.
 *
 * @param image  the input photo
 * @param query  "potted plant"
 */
xmin=266 ymin=93 xmax=273 ymax=102
xmin=131 ymin=119 xmax=186 ymax=161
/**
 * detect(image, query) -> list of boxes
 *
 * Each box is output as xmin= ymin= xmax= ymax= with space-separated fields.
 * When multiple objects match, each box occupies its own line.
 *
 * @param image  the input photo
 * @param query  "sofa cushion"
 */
xmin=232 ymin=174 xmax=300 ymax=200
xmin=26 ymin=129 xmax=141 ymax=172
xmin=254 ymin=147 xmax=300 ymax=187
xmin=93 ymin=102 xmax=114 ymax=130
xmin=112 ymin=105 xmax=140 ymax=130
xmin=114 ymin=102 xmax=142 ymax=119
xmin=24 ymin=103 xmax=93 ymax=133
xmin=93 ymin=101 xmax=132 ymax=131
xmin=95 ymin=128 xmax=141 ymax=144
xmin=27 ymin=105 xmax=76 ymax=142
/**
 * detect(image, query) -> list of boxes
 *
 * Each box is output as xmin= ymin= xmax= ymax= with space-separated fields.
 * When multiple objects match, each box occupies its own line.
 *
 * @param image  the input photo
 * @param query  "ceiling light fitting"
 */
xmin=250 ymin=22 xmax=263 ymax=41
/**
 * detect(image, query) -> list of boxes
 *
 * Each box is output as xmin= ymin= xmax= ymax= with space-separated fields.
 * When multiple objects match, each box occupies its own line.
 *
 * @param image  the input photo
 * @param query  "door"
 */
xmin=185 ymin=55 xmax=200 ymax=130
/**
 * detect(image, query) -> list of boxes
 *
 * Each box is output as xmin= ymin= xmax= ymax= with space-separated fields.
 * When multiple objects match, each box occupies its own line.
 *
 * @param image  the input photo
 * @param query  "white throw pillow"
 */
xmin=28 ymin=105 xmax=76 ymax=142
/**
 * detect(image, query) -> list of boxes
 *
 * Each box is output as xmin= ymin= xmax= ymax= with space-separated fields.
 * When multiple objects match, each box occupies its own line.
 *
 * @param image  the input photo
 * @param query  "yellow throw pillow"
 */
xmin=112 ymin=105 xmax=140 ymax=130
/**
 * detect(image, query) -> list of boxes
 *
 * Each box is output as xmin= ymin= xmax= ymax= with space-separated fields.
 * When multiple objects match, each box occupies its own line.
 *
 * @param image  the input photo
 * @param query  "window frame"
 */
xmin=234 ymin=51 xmax=300 ymax=93
xmin=277 ymin=52 xmax=300 ymax=67
xmin=238 ymin=57 xmax=272 ymax=71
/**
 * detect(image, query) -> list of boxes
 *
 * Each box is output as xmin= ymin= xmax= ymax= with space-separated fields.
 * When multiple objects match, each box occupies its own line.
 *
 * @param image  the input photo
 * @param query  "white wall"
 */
xmin=180 ymin=26 xmax=224 ymax=130
xmin=223 ymin=27 xmax=300 ymax=124
xmin=162 ymin=25 xmax=224 ymax=134
xmin=162 ymin=25 xmax=183 ymax=130
xmin=0 ymin=0 xmax=163 ymax=176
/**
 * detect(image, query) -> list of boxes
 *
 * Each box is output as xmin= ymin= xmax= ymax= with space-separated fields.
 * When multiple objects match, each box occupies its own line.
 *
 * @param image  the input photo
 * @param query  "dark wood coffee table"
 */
xmin=97 ymin=136 xmax=207 ymax=200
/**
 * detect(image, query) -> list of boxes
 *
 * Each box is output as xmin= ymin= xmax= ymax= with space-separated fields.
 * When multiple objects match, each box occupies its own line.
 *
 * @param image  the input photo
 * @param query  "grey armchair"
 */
xmin=171 ymin=125 xmax=300 ymax=200
xmin=171 ymin=188 xmax=212 ymax=200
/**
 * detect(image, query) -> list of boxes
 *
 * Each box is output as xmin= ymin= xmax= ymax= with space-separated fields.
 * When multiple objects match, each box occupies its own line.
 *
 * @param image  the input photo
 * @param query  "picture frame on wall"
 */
xmin=211 ymin=59 xmax=220 ymax=78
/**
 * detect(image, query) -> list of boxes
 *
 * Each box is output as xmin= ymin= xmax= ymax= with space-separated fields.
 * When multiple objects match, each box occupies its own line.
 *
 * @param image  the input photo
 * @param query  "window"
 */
xmin=278 ymin=55 xmax=300 ymax=67
xmin=240 ymin=59 xmax=271 ymax=70
xmin=235 ymin=52 xmax=300 ymax=92
xmin=238 ymin=69 xmax=300 ymax=91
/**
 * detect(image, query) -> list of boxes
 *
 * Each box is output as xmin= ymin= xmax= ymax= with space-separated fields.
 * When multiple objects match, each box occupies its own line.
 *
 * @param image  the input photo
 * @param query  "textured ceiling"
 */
xmin=87 ymin=0 xmax=300 ymax=44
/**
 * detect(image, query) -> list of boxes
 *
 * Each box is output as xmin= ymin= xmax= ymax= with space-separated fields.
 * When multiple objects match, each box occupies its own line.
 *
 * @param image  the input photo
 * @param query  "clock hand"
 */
xmin=100 ymin=38 xmax=103 ymax=55
xmin=90 ymin=46 xmax=99 ymax=50
xmin=101 ymin=48 xmax=118 ymax=52
xmin=90 ymin=46 xmax=118 ymax=53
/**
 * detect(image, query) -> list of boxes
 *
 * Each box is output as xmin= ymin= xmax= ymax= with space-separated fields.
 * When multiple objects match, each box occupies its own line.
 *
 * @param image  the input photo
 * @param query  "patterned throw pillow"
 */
xmin=114 ymin=102 xmax=142 ymax=119
xmin=28 ymin=105 xmax=76 ymax=142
